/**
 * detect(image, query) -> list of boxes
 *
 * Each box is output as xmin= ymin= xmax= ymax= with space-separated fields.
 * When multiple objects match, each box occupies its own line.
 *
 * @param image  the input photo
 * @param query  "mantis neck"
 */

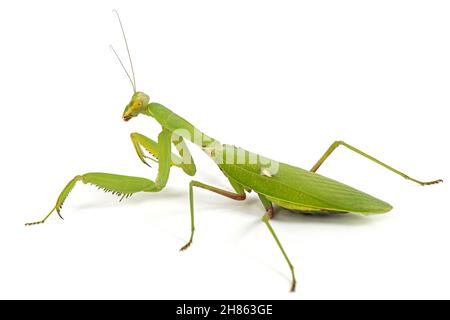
xmin=147 ymin=102 xmax=221 ymax=149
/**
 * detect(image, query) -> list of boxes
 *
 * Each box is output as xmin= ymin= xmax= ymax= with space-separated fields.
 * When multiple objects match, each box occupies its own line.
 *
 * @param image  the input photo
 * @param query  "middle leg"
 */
xmin=180 ymin=180 xmax=246 ymax=251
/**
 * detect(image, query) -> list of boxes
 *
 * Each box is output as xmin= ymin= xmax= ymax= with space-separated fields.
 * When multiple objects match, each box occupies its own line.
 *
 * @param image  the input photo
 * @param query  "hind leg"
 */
xmin=310 ymin=140 xmax=443 ymax=185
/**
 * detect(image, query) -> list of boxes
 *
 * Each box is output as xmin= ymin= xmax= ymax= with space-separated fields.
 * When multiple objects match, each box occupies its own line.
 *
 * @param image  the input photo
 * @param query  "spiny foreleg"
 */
xmin=24 ymin=173 xmax=158 ymax=226
xmin=26 ymin=129 xmax=173 ymax=226
xmin=130 ymin=132 xmax=196 ymax=176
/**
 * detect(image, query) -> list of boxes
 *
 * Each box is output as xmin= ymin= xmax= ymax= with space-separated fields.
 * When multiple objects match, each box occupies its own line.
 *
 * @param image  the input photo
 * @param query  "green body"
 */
xmin=28 ymin=94 xmax=441 ymax=291
xmin=148 ymin=101 xmax=392 ymax=214
xmin=27 ymin=15 xmax=442 ymax=291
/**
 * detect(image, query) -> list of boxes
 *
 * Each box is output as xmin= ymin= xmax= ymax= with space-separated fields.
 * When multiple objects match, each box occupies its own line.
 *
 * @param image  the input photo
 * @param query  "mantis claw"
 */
xmin=179 ymin=240 xmax=192 ymax=251
xmin=420 ymin=179 xmax=443 ymax=186
xmin=139 ymin=156 xmax=153 ymax=168
xmin=25 ymin=207 xmax=57 ymax=226
xmin=24 ymin=220 xmax=44 ymax=226
xmin=56 ymin=210 xmax=64 ymax=220
xmin=290 ymin=279 xmax=297 ymax=292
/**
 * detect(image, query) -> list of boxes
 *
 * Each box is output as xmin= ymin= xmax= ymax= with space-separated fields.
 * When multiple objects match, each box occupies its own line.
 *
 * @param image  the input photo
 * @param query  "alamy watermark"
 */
xmin=171 ymin=128 xmax=280 ymax=175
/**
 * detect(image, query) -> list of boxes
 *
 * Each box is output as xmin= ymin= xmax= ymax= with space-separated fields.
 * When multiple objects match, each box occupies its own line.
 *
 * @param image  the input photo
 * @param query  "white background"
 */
xmin=0 ymin=1 xmax=449 ymax=299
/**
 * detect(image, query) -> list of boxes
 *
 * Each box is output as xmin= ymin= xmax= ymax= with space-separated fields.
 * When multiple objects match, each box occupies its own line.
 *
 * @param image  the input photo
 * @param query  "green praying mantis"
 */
xmin=26 ymin=12 xmax=443 ymax=292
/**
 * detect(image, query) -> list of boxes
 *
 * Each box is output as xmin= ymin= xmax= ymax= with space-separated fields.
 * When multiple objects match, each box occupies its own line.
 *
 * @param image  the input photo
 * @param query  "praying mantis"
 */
xmin=26 ymin=11 xmax=443 ymax=292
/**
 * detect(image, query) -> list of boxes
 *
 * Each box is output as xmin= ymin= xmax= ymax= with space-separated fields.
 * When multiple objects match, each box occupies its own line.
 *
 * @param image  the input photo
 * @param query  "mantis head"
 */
xmin=111 ymin=10 xmax=148 ymax=122
xmin=123 ymin=92 xmax=150 ymax=121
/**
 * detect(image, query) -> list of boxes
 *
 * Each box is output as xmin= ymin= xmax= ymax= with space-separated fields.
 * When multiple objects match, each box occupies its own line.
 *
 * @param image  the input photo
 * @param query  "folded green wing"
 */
xmin=219 ymin=147 xmax=392 ymax=214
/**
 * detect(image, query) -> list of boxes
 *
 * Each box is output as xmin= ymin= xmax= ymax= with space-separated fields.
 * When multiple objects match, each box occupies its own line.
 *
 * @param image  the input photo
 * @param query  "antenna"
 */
xmin=112 ymin=10 xmax=137 ymax=92
xmin=110 ymin=45 xmax=136 ymax=92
